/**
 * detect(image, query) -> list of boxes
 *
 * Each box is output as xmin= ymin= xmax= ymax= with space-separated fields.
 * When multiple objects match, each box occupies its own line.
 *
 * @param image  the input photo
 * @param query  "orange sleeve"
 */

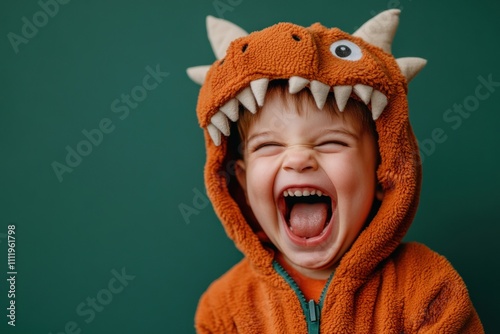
xmin=395 ymin=243 xmax=484 ymax=333
xmin=195 ymin=288 xmax=236 ymax=334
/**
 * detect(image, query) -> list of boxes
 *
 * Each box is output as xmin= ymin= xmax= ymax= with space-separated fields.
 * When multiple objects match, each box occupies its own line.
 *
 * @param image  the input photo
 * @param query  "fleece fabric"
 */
xmin=188 ymin=9 xmax=483 ymax=334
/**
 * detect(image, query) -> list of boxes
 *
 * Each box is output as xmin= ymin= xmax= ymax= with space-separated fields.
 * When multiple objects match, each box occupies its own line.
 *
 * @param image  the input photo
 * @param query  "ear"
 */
xmin=235 ymin=159 xmax=248 ymax=193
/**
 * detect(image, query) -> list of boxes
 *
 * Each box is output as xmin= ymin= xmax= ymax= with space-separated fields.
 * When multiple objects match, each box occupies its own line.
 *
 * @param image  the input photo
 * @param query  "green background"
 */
xmin=1 ymin=0 xmax=499 ymax=333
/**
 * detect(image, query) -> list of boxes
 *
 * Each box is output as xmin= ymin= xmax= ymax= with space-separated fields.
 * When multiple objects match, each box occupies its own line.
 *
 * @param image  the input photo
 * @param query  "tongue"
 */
xmin=289 ymin=203 xmax=328 ymax=238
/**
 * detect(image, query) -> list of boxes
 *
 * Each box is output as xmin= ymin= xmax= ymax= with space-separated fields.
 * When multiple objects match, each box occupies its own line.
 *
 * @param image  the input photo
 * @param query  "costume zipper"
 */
xmin=273 ymin=261 xmax=334 ymax=334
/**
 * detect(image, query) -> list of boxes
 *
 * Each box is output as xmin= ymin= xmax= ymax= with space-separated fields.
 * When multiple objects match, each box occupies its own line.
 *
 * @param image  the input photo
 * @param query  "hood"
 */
xmin=187 ymin=9 xmax=426 ymax=280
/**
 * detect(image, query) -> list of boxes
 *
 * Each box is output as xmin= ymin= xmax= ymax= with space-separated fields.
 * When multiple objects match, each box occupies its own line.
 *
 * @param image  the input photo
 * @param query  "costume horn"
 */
xmin=353 ymin=9 xmax=400 ymax=54
xmin=206 ymin=15 xmax=248 ymax=59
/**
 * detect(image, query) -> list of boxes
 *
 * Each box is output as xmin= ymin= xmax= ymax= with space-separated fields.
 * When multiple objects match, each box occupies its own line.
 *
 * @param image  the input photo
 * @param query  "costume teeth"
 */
xmin=289 ymin=76 xmax=310 ymax=94
xmin=353 ymin=84 xmax=373 ymax=104
xmin=211 ymin=111 xmax=230 ymax=136
xmin=207 ymin=124 xmax=222 ymax=146
xmin=250 ymin=78 xmax=269 ymax=106
xmin=333 ymin=85 xmax=352 ymax=112
xmin=370 ymin=90 xmax=388 ymax=120
xmin=220 ymin=98 xmax=239 ymax=121
xmin=310 ymin=80 xmax=331 ymax=110
xmin=236 ymin=87 xmax=257 ymax=114
xmin=205 ymin=78 xmax=390 ymax=146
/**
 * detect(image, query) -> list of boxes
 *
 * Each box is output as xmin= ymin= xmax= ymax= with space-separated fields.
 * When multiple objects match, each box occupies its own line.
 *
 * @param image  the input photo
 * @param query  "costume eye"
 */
xmin=330 ymin=40 xmax=362 ymax=61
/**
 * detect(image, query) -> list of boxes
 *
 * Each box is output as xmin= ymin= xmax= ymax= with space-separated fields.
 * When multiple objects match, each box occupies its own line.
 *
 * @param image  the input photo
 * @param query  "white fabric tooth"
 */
xmin=207 ymin=124 xmax=222 ymax=146
xmin=370 ymin=90 xmax=388 ymax=120
xmin=353 ymin=84 xmax=373 ymax=105
xmin=236 ymin=87 xmax=257 ymax=114
xmin=220 ymin=98 xmax=239 ymax=122
xmin=333 ymin=85 xmax=352 ymax=112
xmin=396 ymin=57 xmax=427 ymax=83
xmin=186 ymin=65 xmax=211 ymax=85
xmin=310 ymin=80 xmax=330 ymax=109
xmin=289 ymin=76 xmax=310 ymax=94
xmin=250 ymin=78 xmax=269 ymax=107
xmin=211 ymin=111 xmax=230 ymax=136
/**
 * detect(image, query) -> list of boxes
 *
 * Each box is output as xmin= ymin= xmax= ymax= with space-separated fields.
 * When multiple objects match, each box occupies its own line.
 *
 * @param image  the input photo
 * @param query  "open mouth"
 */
xmin=280 ymin=188 xmax=333 ymax=239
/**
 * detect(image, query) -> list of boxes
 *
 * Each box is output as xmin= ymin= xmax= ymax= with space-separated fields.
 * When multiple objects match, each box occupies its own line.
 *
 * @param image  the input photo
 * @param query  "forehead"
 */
xmin=244 ymin=87 xmax=366 ymax=136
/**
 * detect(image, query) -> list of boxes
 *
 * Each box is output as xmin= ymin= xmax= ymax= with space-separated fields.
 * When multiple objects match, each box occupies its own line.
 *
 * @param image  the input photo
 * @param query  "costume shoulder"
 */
xmin=195 ymin=257 xmax=306 ymax=334
xmin=195 ymin=259 xmax=259 ymax=333
xmin=391 ymin=242 xmax=483 ymax=333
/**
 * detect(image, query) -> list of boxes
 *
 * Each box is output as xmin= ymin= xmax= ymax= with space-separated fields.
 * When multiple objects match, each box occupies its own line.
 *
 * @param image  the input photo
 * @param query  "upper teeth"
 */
xmin=207 ymin=76 xmax=388 ymax=146
xmin=283 ymin=189 xmax=325 ymax=197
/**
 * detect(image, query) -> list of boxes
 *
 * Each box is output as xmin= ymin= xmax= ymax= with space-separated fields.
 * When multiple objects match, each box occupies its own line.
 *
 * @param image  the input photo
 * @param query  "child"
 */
xmin=187 ymin=9 xmax=483 ymax=333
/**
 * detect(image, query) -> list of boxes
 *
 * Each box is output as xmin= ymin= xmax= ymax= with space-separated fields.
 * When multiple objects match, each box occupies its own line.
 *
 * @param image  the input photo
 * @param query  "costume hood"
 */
xmin=187 ymin=9 xmax=426 ymax=280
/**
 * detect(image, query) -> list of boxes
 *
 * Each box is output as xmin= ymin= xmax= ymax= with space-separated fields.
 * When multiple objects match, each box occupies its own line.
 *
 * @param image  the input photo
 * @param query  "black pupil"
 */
xmin=335 ymin=45 xmax=351 ymax=58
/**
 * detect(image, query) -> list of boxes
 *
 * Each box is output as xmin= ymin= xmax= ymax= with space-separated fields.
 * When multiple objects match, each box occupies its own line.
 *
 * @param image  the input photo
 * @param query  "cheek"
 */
xmin=245 ymin=158 xmax=278 ymax=203
xmin=326 ymin=154 xmax=376 ymax=206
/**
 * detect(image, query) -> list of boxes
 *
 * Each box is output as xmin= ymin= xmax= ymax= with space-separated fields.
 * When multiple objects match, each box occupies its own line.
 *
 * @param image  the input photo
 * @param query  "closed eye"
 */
xmin=317 ymin=140 xmax=348 ymax=147
xmin=315 ymin=140 xmax=349 ymax=152
xmin=251 ymin=142 xmax=283 ymax=153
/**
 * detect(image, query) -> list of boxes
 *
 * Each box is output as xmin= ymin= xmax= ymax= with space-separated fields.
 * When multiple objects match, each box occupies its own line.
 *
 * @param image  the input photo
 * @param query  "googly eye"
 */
xmin=330 ymin=40 xmax=362 ymax=61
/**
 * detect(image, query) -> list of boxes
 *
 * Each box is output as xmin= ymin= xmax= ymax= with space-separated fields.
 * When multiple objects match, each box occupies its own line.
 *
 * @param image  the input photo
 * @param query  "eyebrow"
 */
xmin=319 ymin=128 xmax=359 ymax=140
xmin=246 ymin=131 xmax=274 ymax=144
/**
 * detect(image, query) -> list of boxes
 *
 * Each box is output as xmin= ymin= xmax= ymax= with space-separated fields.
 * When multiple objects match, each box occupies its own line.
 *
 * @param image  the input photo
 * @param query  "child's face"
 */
xmin=236 ymin=92 xmax=381 ymax=277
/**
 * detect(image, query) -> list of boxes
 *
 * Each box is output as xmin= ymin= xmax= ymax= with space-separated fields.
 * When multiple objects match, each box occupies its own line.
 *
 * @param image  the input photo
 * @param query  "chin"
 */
xmin=284 ymin=247 xmax=341 ymax=270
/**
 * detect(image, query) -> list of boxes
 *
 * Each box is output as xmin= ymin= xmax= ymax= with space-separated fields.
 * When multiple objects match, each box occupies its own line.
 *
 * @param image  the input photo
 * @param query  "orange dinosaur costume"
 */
xmin=187 ymin=9 xmax=483 ymax=333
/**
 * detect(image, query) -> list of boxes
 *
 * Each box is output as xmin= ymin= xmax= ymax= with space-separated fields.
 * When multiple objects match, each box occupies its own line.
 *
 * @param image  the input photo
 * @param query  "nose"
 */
xmin=282 ymin=147 xmax=318 ymax=173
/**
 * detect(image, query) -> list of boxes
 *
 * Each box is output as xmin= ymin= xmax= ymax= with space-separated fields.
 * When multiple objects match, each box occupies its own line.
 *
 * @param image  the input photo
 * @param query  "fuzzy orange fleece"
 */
xmin=190 ymin=10 xmax=483 ymax=334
